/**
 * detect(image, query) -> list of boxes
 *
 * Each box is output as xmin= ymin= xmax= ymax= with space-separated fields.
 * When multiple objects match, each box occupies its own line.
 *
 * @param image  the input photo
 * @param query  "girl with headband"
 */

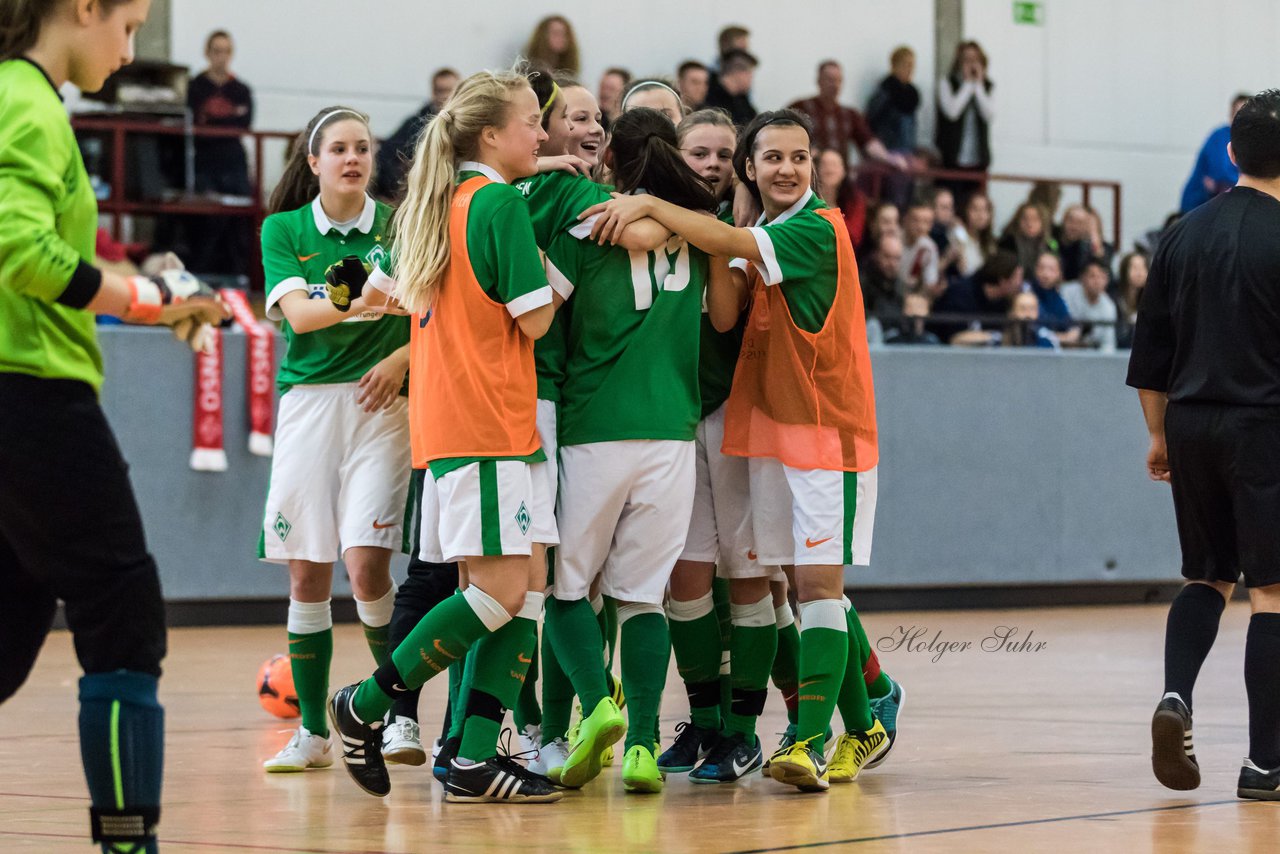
xmin=257 ymin=105 xmax=413 ymax=777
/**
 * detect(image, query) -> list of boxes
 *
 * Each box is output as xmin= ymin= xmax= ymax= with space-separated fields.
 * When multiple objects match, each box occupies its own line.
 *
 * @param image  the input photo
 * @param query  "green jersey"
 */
xmin=735 ymin=190 xmax=839 ymax=334
xmin=699 ymin=201 xmax=743 ymax=418
xmin=0 ymin=60 xmax=103 ymax=390
xmin=513 ymin=170 xmax=602 ymax=402
xmin=262 ymin=195 xmax=409 ymax=394
xmin=428 ymin=163 xmax=551 ymax=477
xmin=546 ymin=187 xmax=706 ymax=447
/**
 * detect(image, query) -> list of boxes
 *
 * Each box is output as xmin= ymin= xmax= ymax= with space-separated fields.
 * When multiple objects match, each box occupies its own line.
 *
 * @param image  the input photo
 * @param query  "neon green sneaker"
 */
xmin=622 ymin=744 xmax=665 ymax=794
xmin=560 ymin=697 xmax=626 ymax=789
xmin=827 ymin=720 xmax=889 ymax=783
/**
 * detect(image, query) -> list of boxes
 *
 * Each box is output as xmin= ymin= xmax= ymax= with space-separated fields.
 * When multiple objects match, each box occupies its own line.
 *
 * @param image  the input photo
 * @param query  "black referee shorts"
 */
xmin=0 ymin=374 xmax=166 ymax=702
xmin=1165 ymin=401 xmax=1280 ymax=588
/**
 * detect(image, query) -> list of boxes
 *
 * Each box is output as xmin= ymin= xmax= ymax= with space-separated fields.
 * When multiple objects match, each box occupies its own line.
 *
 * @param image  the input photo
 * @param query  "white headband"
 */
xmin=308 ymin=109 xmax=365 ymax=153
xmin=621 ymin=81 xmax=682 ymax=113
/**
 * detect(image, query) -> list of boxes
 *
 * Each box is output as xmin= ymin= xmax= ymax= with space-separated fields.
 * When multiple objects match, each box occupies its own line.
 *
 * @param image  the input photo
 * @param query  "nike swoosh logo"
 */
xmin=433 ymin=639 xmax=460 ymax=660
xmin=372 ymin=519 xmax=395 ymax=530
xmin=805 ymin=536 xmax=833 ymax=548
xmin=746 ymin=550 xmax=758 ymax=561
xmin=288 ymin=638 xmax=305 ymax=644
xmin=799 ymin=679 xmax=820 ymax=689
xmin=517 ymin=653 xmax=532 ymax=664
xmin=732 ymin=754 xmax=754 ymax=776
xmin=392 ymin=683 xmax=407 ymax=693
xmin=297 ymin=252 xmax=320 ymax=262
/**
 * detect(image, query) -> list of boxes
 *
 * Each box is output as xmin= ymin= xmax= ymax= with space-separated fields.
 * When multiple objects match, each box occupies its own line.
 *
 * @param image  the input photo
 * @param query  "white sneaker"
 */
xmin=264 ymin=726 xmax=333 ymax=772
xmin=528 ymin=737 xmax=570 ymax=784
xmin=381 ymin=716 xmax=427 ymax=766
xmin=516 ymin=723 xmax=542 ymax=766
xmin=431 ymin=737 xmax=443 ymax=760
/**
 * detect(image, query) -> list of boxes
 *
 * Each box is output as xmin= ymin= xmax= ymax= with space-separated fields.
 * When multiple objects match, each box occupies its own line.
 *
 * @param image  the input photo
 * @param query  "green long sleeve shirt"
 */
xmin=0 ymin=59 xmax=104 ymax=391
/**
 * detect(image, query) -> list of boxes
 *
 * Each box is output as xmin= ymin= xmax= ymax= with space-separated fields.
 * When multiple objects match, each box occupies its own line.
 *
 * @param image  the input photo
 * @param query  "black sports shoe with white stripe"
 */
xmin=328 ymin=684 xmax=390 ymax=797
xmin=1238 ymin=759 xmax=1280 ymax=801
xmin=1151 ymin=693 xmax=1199 ymax=791
xmin=443 ymin=756 xmax=563 ymax=803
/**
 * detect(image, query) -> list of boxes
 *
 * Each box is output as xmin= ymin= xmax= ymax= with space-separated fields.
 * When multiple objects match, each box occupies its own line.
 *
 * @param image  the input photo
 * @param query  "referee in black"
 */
xmin=1128 ymin=89 xmax=1280 ymax=801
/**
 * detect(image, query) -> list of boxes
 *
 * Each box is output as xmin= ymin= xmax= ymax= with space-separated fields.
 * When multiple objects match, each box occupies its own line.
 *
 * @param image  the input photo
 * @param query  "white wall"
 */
xmin=170 ymin=0 xmax=934 ymax=189
xmin=965 ymin=0 xmax=1280 ymax=251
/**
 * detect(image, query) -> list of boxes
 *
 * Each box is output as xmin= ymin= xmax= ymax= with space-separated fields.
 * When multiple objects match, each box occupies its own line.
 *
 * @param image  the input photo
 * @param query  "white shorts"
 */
xmin=679 ymin=406 xmax=777 ymax=580
xmin=748 ymin=458 xmax=877 ymax=568
xmin=417 ymin=457 xmax=557 ymax=564
xmin=555 ymin=439 xmax=695 ymax=605
xmin=261 ymin=384 xmax=411 ymax=564
xmin=533 ymin=399 xmax=559 ymax=545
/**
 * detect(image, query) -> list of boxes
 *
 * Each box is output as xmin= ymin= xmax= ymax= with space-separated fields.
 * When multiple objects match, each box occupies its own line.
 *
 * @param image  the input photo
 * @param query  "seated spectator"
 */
xmin=524 ymin=15 xmax=580 ymax=76
xmin=1060 ymin=258 xmax=1118 ymax=352
xmin=929 ymin=187 xmax=965 ymax=276
xmin=1180 ymin=93 xmax=1249 ymax=212
xmin=1055 ymin=203 xmax=1109 ymax=281
xmin=703 ymin=49 xmax=758 ymax=126
xmin=957 ymin=191 xmax=997 ymax=276
xmin=374 ymin=66 xmax=458 ymax=201
xmin=1027 ymin=181 xmax=1062 ymax=226
xmin=859 ymin=232 xmax=904 ymax=318
xmin=1029 ymin=251 xmax=1081 ymax=342
xmin=932 ymin=249 xmax=1024 ymax=341
xmin=598 ymin=67 xmax=632 ymax=128
xmin=866 ymin=46 xmax=920 ymax=154
xmin=790 ymin=60 xmax=909 ymax=173
xmin=817 ymin=148 xmax=867 ymax=248
xmin=883 ymin=291 xmax=942 ymax=345
xmin=858 ymin=200 xmax=900 ymax=258
xmin=715 ymin=24 xmax=751 ymax=63
xmin=677 ymin=61 xmax=709 ymax=110
xmin=899 ymin=203 xmax=941 ymax=297
xmin=1002 ymin=291 xmax=1060 ymax=349
xmin=998 ymin=201 xmax=1056 ymax=280
xmin=1115 ymin=251 xmax=1150 ymax=349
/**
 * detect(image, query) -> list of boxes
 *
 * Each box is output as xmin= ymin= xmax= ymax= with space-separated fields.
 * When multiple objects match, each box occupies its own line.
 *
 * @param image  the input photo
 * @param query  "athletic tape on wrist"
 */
xmin=123 ymin=276 xmax=164 ymax=324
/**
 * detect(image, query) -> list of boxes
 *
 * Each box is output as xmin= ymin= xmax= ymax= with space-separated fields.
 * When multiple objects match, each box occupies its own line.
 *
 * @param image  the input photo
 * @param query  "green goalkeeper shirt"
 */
xmin=0 ymin=59 xmax=104 ymax=391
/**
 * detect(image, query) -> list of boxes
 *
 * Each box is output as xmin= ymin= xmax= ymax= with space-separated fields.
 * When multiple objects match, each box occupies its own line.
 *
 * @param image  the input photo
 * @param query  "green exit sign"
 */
xmin=1013 ymin=1 xmax=1044 ymax=24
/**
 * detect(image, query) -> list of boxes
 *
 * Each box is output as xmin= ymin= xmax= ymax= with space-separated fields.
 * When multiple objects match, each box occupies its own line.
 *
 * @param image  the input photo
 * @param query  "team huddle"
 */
xmin=258 ymin=66 xmax=904 ymax=804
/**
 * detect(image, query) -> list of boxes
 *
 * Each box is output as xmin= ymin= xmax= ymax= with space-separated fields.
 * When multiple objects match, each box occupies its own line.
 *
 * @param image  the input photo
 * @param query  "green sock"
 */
xmin=619 ymin=610 xmax=670 ymax=753
xmin=598 ymin=596 xmax=619 ymax=670
xmin=458 ymin=598 xmax=540 ymax=762
xmin=546 ymin=596 xmax=609 ymax=710
xmin=352 ymin=588 xmax=497 ymax=724
xmin=726 ymin=596 xmax=777 ymax=741
xmin=512 ymin=641 xmax=542 ymax=730
xmin=446 ymin=655 xmax=464 ymax=739
xmin=667 ymin=592 xmax=723 ymax=731
xmin=288 ymin=629 xmax=332 ymax=737
xmin=844 ymin=601 xmax=893 ymax=698
xmin=772 ymin=607 xmax=801 ymax=725
xmin=360 ymin=622 xmax=391 ymax=667
xmin=540 ymin=625 xmax=574 ymax=744
xmin=796 ymin=600 xmax=848 ymax=743
xmin=835 ymin=610 xmax=873 ymax=732
xmin=712 ymin=578 xmax=733 ymax=723
xmin=448 ymin=646 xmax=478 ymax=741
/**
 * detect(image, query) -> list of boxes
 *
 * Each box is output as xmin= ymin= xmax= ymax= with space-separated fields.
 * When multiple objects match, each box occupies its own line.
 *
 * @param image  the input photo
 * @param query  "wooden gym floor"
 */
xmin=2 ymin=604 xmax=1277 ymax=853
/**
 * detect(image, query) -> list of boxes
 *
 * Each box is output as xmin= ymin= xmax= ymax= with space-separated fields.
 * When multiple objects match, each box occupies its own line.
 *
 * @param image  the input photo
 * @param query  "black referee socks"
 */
xmin=1245 ymin=612 xmax=1280 ymax=770
xmin=1163 ymin=582 xmax=1227 ymax=712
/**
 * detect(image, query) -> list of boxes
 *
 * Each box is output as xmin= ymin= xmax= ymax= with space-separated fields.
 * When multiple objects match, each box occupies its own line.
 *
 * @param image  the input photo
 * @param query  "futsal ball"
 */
xmin=257 ymin=655 xmax=300 ymax=719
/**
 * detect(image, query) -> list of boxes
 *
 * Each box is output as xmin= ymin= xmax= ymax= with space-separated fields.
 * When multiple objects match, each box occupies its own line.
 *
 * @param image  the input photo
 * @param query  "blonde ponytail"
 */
xmin=392 ymin=68 xmax=532 ymax=314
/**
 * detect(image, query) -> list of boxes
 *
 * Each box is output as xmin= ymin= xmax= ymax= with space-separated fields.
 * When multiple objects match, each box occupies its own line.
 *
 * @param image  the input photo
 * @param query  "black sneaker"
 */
xmin=433 ymin=735 xmax=460 ymax=784
xmin=1238 ymin=759 xmax=1280 ymax=801
xmin=689 ymin=732 xmax=762 ymax=783
xmin=656 ymin=721 xmax=720 ymax=773
xmin=1151 ymin=694 xmax=1199 ymax=791
xmin=328 ymin=684 xmax=390 ymax=797
xmin=443 ymin=757 xmax=564 ymax=803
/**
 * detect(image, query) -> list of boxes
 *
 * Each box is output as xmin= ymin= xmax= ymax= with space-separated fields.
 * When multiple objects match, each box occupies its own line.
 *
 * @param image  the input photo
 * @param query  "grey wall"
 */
xmin=98 ymin=327 xmax=1179 ymax=601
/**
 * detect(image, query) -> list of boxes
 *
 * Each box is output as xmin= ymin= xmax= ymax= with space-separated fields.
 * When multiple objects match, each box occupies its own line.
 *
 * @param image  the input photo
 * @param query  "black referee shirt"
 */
xmin=1127 ymin=186 xmax=1280 ymax=404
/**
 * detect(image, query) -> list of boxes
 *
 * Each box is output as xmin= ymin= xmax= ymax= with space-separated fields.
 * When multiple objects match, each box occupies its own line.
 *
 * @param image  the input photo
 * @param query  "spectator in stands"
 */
xmin=817 ymin=148 xmax=867 ymax=248
xmin=936 ymin=40 xmax=994 ymax=205
xmin=958 ymin=191 xmax=997 ymax=275
xmin=900 ymin=202 xmax=941 ymax=297
xmin=1027 ymin=181 xmax=1062 ymax=226
xmin=1180 ymin=93 xmax=1249 ymax=212
xmin=866 ymin=46 xmax=920 ymax=154
xmin=1002 ymin=291 xmax=1060 ymax=349
xmin=677 ymin=61 xmax=709 ymax=110
xmin=883 ymin=291 xmax=942 ymax=345
xmin=714 ymin=24 xmax=751 ymax=66
xmin=1056 ymin=204 xmax=1094 ymax=281
xmin=998 ymin=201 xmax=1056 ymax=280
xmin=790 ymin=60 xmax=909 ymax=173
xmin=1116 ymin=251 xmax=1150 ymax=349
xmin=1030 ymin=251 xmax=1080 ymax=342
xmin=860 ymin=232 xmax=905 ymax=319
xmin=930 ymin=187 xmax=967 ymax=278
xmin=858 ymin=200 xmax=900 ymax=258
xmin=933 ymin=249 xmax=1024 ymax=341
xmin=703 ymin=49 xmax=758 ymax=125
xmin=187 ymin=30 xmax=253 ymax=277
xmin=524 ymin=15 xmax=580 ymax=76
xmin=373 ymin=67 xmax=458 ymax=201
xmin=1061 ymin=258 xmax=1118 ymax=352
xmin=598 ymin=67 xmax=632 ymax=128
